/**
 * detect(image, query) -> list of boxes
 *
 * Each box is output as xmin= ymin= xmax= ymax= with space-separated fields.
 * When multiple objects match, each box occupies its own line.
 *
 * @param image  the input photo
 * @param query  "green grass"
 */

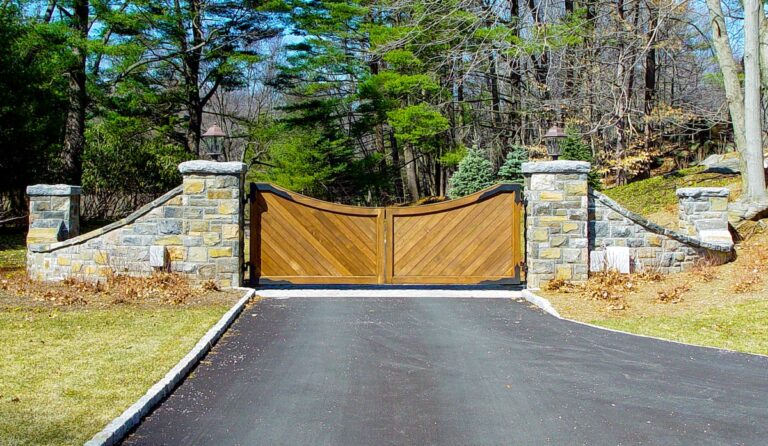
xmin=593 ymin=299 xmax=768 ymax=356
xmin=0 ymin=231 xmax=233 ymax=444
xmin=0 ymin=305 xmax=230 ymax=445
xmin=603 ymin=166 xmax=737 ymax=216
xmin=0 ymin=232 xmax=26 ymax=270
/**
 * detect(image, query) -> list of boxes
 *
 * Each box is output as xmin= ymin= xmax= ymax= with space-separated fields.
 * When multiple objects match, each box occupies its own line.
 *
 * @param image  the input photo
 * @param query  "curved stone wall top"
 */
xmin=521 ymin=160 xmax=590 ymax=174
xmin=676 ymin=187 xmax=729 ymax=198
xmin=26 ymin=184 xmax=82 ymax=196
xmin=178 ymin=160 xmax=247 ymax=175
xmin=590 ymin=190 xmax=732 ymax=252
xmin=29 ymin=185 xmax=183 ymax=253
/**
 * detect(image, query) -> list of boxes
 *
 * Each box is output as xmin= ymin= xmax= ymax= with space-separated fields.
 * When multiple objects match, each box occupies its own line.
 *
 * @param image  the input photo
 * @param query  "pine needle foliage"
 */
xmin=448 ymin=148 xmax=495 ymax=198
xmin=560 ymin=128 xmax=602 ymax=189
xmin=497 ymin=145 xmax=528 ymax=184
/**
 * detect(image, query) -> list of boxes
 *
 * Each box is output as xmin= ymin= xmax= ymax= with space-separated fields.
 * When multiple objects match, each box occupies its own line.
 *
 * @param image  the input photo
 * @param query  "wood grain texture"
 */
xmin=250 ymin=183 xmax=523 ymax=285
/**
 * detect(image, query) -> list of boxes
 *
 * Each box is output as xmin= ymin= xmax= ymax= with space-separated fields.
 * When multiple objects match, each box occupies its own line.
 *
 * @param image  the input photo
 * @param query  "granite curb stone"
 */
xmin=84 ymin=288 xmax=256 ymax=446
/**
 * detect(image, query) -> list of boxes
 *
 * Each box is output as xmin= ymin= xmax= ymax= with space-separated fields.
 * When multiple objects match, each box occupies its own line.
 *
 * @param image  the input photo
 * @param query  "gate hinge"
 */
xmin=242 ymin=261 xmax=250 ymax=272
xmin=515 ymin=190 xmax=524 ymax=205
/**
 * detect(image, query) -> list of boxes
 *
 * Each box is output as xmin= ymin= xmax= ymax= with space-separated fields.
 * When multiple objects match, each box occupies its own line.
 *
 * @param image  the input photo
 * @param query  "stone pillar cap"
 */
xmin=178 ymin=160 xmax=247 ymax=175
xmin=26 ymin=184 xmax=82 ymax=196
xmin=521 ymin=160 xmax=590 ymax=174
xmin=676 ymin=187 xmax=730 ymax=198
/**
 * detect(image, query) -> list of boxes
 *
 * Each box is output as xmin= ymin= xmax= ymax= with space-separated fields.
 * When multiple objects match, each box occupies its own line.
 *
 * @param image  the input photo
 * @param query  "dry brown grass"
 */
xmin=540 ymin=230 xmax=768 ymax=322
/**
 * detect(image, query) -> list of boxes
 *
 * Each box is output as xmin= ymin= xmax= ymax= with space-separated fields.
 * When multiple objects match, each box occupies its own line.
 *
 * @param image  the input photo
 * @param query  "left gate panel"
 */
xmin=250 ymin=184 xmax=384 ymax=285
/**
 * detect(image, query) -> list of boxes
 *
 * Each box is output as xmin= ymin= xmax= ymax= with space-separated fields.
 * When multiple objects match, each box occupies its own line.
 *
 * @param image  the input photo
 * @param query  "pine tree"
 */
xmin=447 ymin=149 xmax=495 ymax=198
xmin=560 ymin=128 xmax=601 ymax=189
xmin=497 ymin=145 xmax=528 ymax=184
xmin=560 ymin=129 xmax=593 ymax=163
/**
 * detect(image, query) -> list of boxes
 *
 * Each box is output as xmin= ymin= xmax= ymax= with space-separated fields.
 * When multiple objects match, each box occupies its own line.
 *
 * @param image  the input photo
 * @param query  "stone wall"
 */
xmin=589 ymin=191 xmax=732 ymax=275
xmin=26 ymin=159 xmax=734 ymax=290
xmin=677 ymin=187 xmax=732 ymax=245
xmin=524 ymin=161 xmax=733 ymax=289
xmin=27 ymin=161 xmax=246 ymax=288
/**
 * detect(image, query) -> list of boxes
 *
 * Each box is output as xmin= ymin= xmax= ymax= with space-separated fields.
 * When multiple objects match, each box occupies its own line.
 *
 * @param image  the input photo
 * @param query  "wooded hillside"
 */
xmin=0 ymin=0 xmax=760 ymax=213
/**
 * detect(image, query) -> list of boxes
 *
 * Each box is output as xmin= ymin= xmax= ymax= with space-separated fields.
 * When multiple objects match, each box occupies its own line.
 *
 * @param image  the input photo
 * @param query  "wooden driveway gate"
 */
xmin=249 ymin=183 xmax=523 ymax=285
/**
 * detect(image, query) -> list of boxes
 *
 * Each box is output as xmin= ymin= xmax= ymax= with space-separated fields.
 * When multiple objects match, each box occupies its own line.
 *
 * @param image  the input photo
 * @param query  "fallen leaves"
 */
xmin=656 ymin=284 xmax=690 ymax=304
xmin=1 ymin=270 xmax=210 ymax=307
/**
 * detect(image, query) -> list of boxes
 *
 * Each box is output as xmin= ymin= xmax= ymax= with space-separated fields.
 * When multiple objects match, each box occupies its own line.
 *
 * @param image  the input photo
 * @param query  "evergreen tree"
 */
xmin=248 ymin=118 xmax=358 ymax=200
xmin=447 ymin=149 xmax=495 ymax=198
xmin=559 ymin=128 xmax=601 ymax=189
xmin=560 ymin=129 xmax=593 ymax=163
xmin=497 ymin=146 xmax=528 ymax=184
xmin=0 ymin=7 xmax=69 ymax=212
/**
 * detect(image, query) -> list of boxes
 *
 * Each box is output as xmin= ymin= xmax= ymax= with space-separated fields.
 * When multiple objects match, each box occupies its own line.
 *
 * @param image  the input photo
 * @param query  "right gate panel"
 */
xmin=386 ymin=185 xmax=523 ymax=285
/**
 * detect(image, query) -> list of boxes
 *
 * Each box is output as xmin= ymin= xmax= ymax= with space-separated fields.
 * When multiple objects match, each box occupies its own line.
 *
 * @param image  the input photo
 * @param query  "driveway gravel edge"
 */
xmin=84 ymin=287 xmax=257 ymax=446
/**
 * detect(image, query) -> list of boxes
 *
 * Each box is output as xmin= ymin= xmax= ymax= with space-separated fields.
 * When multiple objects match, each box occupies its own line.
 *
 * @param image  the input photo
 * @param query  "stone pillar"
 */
xmin=677 ymin=187 xmax=732 ymax=247
xmin=522 ymin=161 xmax=590 ymax=288
xmin=26 ymin=185 xmax=81 ymax=245
xmin=177 ymin=160 xmax=246 ymax=288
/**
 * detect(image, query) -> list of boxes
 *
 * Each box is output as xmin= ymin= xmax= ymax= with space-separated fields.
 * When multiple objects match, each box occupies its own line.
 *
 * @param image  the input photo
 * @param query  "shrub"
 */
xmin=447 ymin=148 xmax=495 ymax=198
xmin=82 ymin=118 xmax=192 ymax=219
xmin=497 ymin=145 xmax=528 ymax=184
xmin=559 ymin=128 xmax=601 ymax=189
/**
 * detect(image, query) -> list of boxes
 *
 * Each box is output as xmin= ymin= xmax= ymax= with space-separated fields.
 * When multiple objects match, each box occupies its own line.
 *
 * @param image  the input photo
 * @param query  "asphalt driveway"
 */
xmin=123 ymin=296 xmax=768 ymax=445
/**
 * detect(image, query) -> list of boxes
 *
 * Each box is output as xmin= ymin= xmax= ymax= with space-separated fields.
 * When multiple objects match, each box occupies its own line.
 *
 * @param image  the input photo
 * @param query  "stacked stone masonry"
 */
xmin=525 ymin=161 xmax=733 ymax=289
xmin=25 ymin=160 xmax=733 ymax=290
xmin=27 ymin=161 xmax=246 ymax=288
xmin=677 ymin=187 xmax=732 ymax=246
xmin=27 ymin=185 xmax=81 ymax=244
xmin=523 ymin=161 xmax=590 ymax=288
xmin=589 ymin=191 xmax=731 ymax=275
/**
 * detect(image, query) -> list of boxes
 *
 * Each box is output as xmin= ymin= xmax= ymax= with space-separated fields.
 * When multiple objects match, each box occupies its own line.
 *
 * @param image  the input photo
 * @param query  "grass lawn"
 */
xmin=0 ymin=305 xmax=232 ymax=445
xmin=541 ymin=167 xmax=768 ymax=357
xmin=594 ymin=299 xmax=768 ymax=356
xmin=603 ymin=166 xmax=739 ymax=228
xmin=0 ymin=231 xmax=241 ymax=445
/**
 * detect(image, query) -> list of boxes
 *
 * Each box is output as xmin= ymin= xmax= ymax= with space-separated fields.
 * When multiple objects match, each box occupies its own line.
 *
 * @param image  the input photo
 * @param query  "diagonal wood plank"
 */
xmin=392 ymin=203 xmax=481 ymax=275
xmin=251 ymin=183 xmax=523 ymax=285
xmin=394 ymin=195 xmax=510 ymax=276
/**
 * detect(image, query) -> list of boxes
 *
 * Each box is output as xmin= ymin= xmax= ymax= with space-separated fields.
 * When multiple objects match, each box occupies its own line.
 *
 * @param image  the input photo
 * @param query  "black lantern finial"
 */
xmin=543 ymin=126 xmax=566 ymax=160
xmin=202 ymin=124 xmax=227 ymax=161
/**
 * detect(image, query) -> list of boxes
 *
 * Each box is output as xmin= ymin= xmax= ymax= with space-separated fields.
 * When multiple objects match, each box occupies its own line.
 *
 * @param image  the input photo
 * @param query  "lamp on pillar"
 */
xmin=202 ymin=124 xmax=227 ymax=161
xmin=543 ymin=126 xmax=566 ymax=160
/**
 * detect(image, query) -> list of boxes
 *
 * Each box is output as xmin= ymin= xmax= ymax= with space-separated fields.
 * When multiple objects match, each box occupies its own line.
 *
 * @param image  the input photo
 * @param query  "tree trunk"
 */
xmin=743 ymin=0 xmax=766 ymax=200
xmin=403 ymin=144 xmax=420 ymax=201
xmin=183 ymin=0 xmax=204 ymax=155
xmin=389 ymin=130 xmax=404 ymax=201
xmin=705 ymin=0 xmax=749 ymax=193
xmin=526 ymin=0 xmax=550 ymax=91
xmin=759 ymin=11 xmax=768 ymax=94
xmin=508 ymin=0 xmax=523 ymax=143
xmin=61 ymin=0 xmax=88 ymax=184
xmin=644 ymin=5 xmax=657 ymax=152
xmin=488 ymin=50 xmax=503 ymax=164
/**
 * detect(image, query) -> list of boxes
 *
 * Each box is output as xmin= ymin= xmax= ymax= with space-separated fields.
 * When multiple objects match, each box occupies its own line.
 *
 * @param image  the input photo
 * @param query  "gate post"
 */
xmin=178 ymin=160 xmax=247 ymax=287
xmin=522 ymin=161 xmax=590 ymax=289
xmin=26 ymin=185 xmax=81 ymax=245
